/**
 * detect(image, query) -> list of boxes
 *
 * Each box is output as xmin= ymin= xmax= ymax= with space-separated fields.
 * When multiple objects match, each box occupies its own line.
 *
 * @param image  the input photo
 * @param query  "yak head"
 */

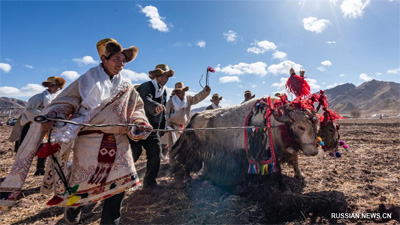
xmin=318 ymin=120 xmax=340 ymax=152
xmin=272 ymin=105 xmax=320 ymax=156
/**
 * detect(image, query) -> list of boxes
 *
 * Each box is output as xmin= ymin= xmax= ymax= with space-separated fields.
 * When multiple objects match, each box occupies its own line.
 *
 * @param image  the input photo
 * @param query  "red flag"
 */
xmin=207 ymin=66 xmax=215 ymax=73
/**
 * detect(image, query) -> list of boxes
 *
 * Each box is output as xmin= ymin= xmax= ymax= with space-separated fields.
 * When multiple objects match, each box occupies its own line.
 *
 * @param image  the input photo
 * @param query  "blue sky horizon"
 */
xmin=1 ymin=0 xmax=399 ymax=108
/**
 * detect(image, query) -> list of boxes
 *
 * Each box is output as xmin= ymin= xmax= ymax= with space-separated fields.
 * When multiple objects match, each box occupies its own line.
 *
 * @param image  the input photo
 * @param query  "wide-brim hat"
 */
xmin=244 ymin=90 xmax=255 ymax=98
xmin=42 ymin=76 xmax=66 ymax=88
xmin=96 ymin=38 xmax=138 ymax=63
xmin=149 ymin=64 xmax=175 ymax=79
xmin=172 ymin=82 xmax=189 ymax=94
xmin=210 ymin=93 xmax=222 ymax=101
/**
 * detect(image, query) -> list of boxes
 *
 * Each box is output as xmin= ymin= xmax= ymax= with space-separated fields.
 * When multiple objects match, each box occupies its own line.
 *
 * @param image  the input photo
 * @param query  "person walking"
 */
xmin=130 ymin=64 xmax=173 ymax=189
xmin=9 ymin=76 xmax=66 ymax=175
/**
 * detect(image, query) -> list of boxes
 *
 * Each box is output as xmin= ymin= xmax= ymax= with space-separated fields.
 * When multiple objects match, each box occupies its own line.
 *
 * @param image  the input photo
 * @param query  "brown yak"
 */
xmin=170 ymin=97 xmax=321 ymax=187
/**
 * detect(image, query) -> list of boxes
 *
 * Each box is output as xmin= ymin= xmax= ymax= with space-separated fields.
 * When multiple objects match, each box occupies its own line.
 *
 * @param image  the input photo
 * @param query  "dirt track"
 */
xmin=0 ymin=118 xmax=399 ymax=224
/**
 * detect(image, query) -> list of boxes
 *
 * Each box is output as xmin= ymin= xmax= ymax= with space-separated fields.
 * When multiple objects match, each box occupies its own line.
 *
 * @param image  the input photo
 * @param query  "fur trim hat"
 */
xmin=149 ymin=64 xmax=175 ymax=79
xmin=172 ymin=82 xmax=189 ymax=94
xmin=96 ymin=38 xmax=138 ymax=63
xmin=244 ymin=90 xmax=255 ymax=98
xmin=42 ymin=76 xmax=66 ymax=88
xmin=210 ymin=93 xmax=222 ymax=101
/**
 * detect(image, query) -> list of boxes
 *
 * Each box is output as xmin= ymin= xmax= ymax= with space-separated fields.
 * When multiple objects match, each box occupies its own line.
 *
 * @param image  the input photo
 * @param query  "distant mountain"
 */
xmin=327 ymin=80 xmax=400 ymax=115
xmin=0 ymin=97 xmax=27 ymax=117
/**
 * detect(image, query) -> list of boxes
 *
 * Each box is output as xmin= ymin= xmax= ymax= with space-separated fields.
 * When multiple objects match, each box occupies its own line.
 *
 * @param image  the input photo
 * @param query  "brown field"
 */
xmin=0 ymin=118 xmax=399 ymax=224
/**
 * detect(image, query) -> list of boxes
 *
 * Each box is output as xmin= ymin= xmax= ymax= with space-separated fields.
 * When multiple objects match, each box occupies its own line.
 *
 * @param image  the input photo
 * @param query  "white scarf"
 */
xmin=151 ymin=79 xmax=166 ymax=98
xmin=78 ymin=64 xmax=130 ymax=110
xmin=171 ymin=95 xmax=188 ymax=113
xmin=211 ymin=102 xmax=221 ymax=109
xmin=42 ymin=89 xmax=59 ymax=107
xmin=53 ymin=64 xmax=131 ymax=143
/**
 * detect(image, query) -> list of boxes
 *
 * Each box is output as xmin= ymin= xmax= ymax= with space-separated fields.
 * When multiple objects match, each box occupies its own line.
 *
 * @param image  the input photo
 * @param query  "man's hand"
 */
xmin=129 ymin=122 xmax=153 ymax=141
xmin=40 ymin=111 xmax=57 ymax=131
xmin=204 ymin=85 xmax=211 ymax=92
xmin=155 ymin=105 xmax=166 ymax=115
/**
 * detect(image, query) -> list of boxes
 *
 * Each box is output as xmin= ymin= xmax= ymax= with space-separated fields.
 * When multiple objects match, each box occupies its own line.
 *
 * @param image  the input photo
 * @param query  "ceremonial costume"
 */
xmin=166 ymin=84 xmax=210 ymax=149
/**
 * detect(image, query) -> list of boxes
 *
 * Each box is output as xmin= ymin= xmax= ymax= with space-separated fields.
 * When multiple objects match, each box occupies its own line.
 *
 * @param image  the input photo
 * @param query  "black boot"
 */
xmin=34 ymin=158 xmax=46 ymax=176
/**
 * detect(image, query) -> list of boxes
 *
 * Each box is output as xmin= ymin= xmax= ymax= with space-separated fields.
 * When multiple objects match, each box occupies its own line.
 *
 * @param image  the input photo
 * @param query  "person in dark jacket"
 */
xmin=206 ymin=93 xmax=222 ymax=110
xmin=130 ymin=64 xmax=174 ymax=188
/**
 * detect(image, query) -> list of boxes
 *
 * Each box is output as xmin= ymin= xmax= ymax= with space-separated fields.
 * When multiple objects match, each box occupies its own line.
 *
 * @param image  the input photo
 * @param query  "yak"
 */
xmin=170 ymin=97 xmax=322 ymax=188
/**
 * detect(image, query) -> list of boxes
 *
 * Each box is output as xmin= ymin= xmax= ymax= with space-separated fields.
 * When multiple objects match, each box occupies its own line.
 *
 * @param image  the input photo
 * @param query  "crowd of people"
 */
xmin=0 ymin=38 xmax=259 ymax=225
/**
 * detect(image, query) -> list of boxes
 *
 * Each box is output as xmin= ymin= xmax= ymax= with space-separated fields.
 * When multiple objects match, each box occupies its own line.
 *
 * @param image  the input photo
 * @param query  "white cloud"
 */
xmin=321 ymin=60 xmax=332 ymax=66
xmin=326 ymin=82 xmax=344 ymax=89
xmin=302 ymin=17 xmax=330 ymax=34
xmin=387 ymin=67 xmax=400 ymax=74
xmin=247 ymin=40 xmax=277 ymax=54
xmin=326 ymin=41 xmax=337 ymax=44
xmin=25 ymin=64 xmax=34 ymax=69
xmin=73 ymin=56 xmax=98 ymax=66
xmin=340 ymin=74 xmax=345 ymax=77
xmin=340 ymin=0 xmax=370 ymax=19
xmin=272 ymin=51 xmax=287 ymax=60
xmin=219 ymin=76 xmax=240 ymax=83
xmin=251 ymin=85 xmax=257 ymax=88
xmin=215 ymin=62 xmax=267 ymax=76
xmin=267 ymin=60 xmax=303 ymax=75
xmin=0 ymin=84 xmax=45 ymax=97
xmin=121 ymin=69 xmax=150 ymax=82
xmin=271 ymin=77 xmax=288 ymax=90
xmin=317 ymin=66 xmax=326 ymax=72
xmin=305 ymin=78 xmax=321 ymax=90
xmin=61 ymin=71 xmax=80 ymax=80
xmin=376 ymin=72 xmax=382 ymax=76
xmin=197 ymin=41 xmax=206 ymax=48
xmin=140 ymin=5 xmax=169 ymax=32
xmin=359 ymin=73 xmax=373 ymax=81
xmin=223 ymin=30 xmax=237 ymax=43
xmin=0 ymin=63 xmax=12 ymax=73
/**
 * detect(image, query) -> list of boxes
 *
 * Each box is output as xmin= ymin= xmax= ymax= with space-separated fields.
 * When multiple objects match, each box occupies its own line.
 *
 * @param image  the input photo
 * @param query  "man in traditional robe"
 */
xmin=9 ymin=76 xmax=66 ymax=176
xmin=0 ymin=38 xmax=152 ymax=225
xmin=165 ymin=82 xmax=210 ymax=150
xmin=206 ymin=93 xmax=222 ymax=110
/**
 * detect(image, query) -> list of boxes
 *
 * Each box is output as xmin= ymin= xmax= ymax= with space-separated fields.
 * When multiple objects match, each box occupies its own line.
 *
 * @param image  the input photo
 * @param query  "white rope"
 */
xmin=42 ymin=118 xmax=278 ymax=132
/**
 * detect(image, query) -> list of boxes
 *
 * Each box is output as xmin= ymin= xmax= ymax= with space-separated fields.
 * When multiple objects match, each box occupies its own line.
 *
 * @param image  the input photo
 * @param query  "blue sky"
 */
xmin=1 ymin=0 xmax=399 ymax=108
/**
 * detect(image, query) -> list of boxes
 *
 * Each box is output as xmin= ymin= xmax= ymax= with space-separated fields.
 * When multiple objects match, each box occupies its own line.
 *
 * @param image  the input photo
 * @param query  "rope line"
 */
xmin=42 ymin=118 xmax=279 ymax=132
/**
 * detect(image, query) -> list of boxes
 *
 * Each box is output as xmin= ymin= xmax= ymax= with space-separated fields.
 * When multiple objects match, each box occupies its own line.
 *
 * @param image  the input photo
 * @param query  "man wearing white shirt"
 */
xmin=206 ymin=93 xmax=222 ymax=110
xmin=130 ymin=64 xmax=174 ymax=189
xmin=165 ymin=82 xmax=210 ymax=150
xmin=9 ymin=76 xmax=66 ymax=175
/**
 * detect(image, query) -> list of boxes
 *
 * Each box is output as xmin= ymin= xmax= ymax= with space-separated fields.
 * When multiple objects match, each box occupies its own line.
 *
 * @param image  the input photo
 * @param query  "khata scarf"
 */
xmin=151 ymin=79 xmax=166 ymax=98
xmin=211 ymin=102 xmax=221 ymax=109
xmin=79 ymin=64 xmax=130 ymax=110
xmin=171 ymin=95 xmax=188 ymax=113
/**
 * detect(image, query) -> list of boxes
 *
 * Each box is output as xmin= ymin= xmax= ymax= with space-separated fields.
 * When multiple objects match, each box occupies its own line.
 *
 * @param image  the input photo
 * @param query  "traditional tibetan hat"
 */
xmin=172 ymin=82 xmax=189 ymax=94
xmin=96 ymin=38 xmax=138 ymax=63
xmin=42 ymin=76 xmax=66 ymax=88
xmin=244 ymin=90 xmax=255 ymax=98
xmin=149 ymin=64 xmax=175 ymax=79
xmin=210 ymin=93 xmax=222 ymax=101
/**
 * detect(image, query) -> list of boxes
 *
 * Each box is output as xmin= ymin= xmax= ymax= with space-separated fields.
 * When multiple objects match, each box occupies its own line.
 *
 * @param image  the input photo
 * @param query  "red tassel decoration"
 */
xmin=37 ymin=143 xmax=61 ymax=158
xmin=286 ymin=70 xmax=311 ymax=97
xmin=46 ymin=195 xmax=64 ymax=205
xmin=320 ymin=109 xmax=345 ymax=125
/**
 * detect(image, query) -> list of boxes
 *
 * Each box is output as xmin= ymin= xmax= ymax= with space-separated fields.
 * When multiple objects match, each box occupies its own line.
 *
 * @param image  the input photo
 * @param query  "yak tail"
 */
xmin=170 ymin=114 xmax=203 ymax=177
